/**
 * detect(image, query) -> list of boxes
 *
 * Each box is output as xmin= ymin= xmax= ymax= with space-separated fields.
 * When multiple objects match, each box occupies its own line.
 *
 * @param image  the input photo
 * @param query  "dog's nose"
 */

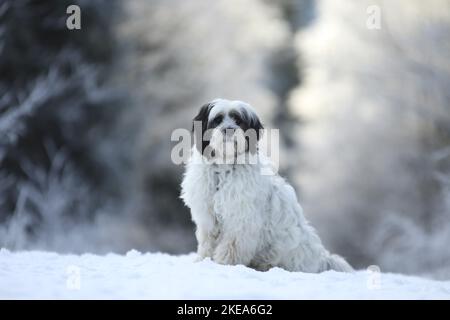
xmin=222 ymin=127 xmax=236 ymax=136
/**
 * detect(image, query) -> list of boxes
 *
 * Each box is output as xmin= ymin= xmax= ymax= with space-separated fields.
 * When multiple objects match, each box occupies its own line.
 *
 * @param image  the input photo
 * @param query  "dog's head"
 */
xmin=192 ymin=99 xmax=263 ymax=159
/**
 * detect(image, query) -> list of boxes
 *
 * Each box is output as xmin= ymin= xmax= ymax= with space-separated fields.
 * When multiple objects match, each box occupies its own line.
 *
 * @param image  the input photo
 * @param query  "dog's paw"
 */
xmin=196 ymin=245 xmax=214 ymax=262
xmin=194 ymin=255 xmax=205 ymax=263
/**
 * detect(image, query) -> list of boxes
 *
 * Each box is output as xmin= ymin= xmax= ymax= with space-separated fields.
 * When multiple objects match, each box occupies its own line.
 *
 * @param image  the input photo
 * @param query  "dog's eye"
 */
xmin=212 ymin=115 xmax=223 ymax=125
xmin=230 ymin=114 xmax=242 ymax=125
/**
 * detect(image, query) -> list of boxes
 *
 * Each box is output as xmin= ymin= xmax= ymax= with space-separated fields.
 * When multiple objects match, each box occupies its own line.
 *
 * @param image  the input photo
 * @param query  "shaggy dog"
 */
xmin=181 ymin=99 xmax=353 ymax=272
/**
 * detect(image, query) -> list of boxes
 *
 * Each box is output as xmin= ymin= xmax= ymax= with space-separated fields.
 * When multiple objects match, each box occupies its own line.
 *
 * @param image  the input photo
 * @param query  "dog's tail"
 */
xmin=325 ymin=254 xmax=354 ymax=272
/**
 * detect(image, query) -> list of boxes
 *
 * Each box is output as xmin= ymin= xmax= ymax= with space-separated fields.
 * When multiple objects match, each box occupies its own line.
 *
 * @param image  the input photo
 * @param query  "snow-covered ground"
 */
xmin=1 ymin=249 xmax=449 ymax=299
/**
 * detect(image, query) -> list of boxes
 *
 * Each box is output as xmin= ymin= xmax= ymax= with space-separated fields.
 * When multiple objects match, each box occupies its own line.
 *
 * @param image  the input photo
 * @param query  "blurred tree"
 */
xmin=290 ymin=0 xmax=450 ymax=279
xmin=0 ymin=0 xmax=127 ymax=250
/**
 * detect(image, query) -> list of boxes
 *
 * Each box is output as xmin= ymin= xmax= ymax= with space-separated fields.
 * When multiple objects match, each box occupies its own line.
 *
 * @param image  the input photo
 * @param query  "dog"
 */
xmin=181 ymin=99 xmax=353 ymax=272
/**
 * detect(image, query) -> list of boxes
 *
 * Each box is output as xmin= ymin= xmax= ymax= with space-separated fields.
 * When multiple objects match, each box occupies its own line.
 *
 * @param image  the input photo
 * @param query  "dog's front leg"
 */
xmin=195 ymin=226 xmax=218 ymax=261
xmin=213 ymin=225 xmax=260 ymax=267
xmin=189 ymin=200 xmax=220 ymax=262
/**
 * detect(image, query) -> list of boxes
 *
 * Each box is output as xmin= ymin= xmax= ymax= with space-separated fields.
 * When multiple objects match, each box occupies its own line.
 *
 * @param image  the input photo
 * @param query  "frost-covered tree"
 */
xmin=289 ymin=0 xmax=450 ymax=278
xmin=0 ymin=0 xmax=130 ymax=251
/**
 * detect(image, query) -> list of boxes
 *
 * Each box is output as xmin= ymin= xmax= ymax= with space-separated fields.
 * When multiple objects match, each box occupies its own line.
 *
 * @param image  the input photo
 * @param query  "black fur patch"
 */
xmin=192 ymin=102 xmax=214 ymax=155
xmin=241 ymin=109 xmax=264 ymax=139
xmin=240 ymin=108 xmax=263 ymax=153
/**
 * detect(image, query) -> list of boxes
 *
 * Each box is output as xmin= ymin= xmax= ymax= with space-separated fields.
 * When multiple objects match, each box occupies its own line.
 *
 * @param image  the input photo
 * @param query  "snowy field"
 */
xmin=0 ymin=249 xmax=449 ymax=299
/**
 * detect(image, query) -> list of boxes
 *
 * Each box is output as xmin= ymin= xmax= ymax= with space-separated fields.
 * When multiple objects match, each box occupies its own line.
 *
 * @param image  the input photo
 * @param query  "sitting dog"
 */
xmin=181 ymin=99 xmax=353 ymax=272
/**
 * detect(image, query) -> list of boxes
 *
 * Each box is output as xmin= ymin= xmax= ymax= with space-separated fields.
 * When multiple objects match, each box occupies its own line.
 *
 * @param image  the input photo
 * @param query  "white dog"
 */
xmin=181 ymin=99 xmax=353 ymax=272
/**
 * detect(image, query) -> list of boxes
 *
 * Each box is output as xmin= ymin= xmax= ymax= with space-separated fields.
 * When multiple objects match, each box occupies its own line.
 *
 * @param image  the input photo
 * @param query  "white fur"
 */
xmin=181 ymin=101 xmax=353 ymax=273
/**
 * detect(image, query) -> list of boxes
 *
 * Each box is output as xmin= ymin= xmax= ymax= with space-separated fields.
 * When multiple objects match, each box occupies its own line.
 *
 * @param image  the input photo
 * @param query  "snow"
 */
xmin=1 ymin=249 xmax=449 ymax=299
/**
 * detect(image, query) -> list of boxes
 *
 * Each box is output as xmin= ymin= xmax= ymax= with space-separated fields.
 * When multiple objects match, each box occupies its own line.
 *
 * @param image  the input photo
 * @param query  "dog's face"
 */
xmin=192 ymin=99 xmax=263 ymax=159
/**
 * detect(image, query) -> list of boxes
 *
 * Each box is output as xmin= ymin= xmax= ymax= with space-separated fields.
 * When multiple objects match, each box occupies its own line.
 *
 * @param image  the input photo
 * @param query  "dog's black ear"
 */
xmin=241 ymin=109 xmax=264 ymax=140
xmin=250 ymin=115 xmax=264 ymax=141
xmin=193 ymin=102 xmax=214 ymax=155
xmin=241 ymin=109 xmax=264 ymax=154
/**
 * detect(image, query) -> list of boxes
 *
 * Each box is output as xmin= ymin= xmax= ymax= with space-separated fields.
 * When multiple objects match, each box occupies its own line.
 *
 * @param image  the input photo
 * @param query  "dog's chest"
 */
xmin=206 ymin=165 xmax=259 ymax=219
xmin=212 ymin=166 xmax=234 ymax=192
